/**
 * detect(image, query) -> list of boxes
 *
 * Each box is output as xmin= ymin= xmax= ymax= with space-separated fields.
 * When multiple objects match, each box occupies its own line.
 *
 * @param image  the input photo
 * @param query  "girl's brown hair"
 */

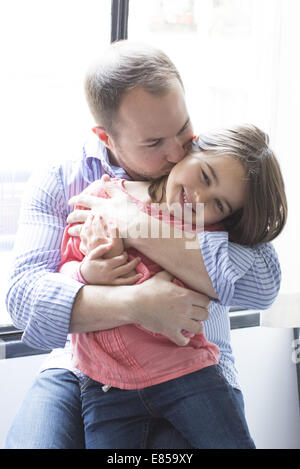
xmin=195 ymin=124 xmax=287 ymax=246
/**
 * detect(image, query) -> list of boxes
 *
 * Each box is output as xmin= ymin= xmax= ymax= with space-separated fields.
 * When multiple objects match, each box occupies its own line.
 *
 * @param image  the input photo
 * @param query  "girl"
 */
xmin=59 ymin=124 xmax=287 ymax=448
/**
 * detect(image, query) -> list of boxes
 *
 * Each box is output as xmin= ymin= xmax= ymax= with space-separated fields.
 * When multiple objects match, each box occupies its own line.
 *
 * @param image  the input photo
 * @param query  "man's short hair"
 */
xmin=84 ymin=40 xmax=184 ymax=135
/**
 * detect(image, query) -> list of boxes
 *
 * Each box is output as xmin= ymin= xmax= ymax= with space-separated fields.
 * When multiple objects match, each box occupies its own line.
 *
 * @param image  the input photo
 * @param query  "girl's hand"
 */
xmin=80 ymin=246 xmax=142 ymax=286
xmin=79 ymin=213 xmax=142 ymax=285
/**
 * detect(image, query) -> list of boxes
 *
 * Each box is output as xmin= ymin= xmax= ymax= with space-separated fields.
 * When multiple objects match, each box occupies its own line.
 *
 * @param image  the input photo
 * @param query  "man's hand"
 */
xmin=67 ymin=187 xmax=140 ymax=239
xmin=67 ymin=208 xmax=89 ymax=237
xmin=128 ymin=271 xmax=210 ymax=346
xmin=79 ymin=213 xmax=124 ymax=257
xmin=66 ymin=173 xmax=113 ymax=236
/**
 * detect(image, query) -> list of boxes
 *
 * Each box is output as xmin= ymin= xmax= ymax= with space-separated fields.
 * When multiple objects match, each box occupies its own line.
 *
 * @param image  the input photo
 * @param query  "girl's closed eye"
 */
xmin=202 ymin=170 xmax=210 ymax=185
xmin=215 ymin=199 xmax=224 ymax=213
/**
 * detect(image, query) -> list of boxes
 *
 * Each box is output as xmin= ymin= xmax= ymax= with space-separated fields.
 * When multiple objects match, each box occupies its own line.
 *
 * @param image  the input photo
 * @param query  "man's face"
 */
xmin=105 ymin=81 xmax=194 ymax=180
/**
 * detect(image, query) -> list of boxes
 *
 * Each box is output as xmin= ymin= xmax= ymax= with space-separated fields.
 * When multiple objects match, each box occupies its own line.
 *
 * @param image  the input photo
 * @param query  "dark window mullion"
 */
xmin=111 ymin=0 xmax=129 ymax=42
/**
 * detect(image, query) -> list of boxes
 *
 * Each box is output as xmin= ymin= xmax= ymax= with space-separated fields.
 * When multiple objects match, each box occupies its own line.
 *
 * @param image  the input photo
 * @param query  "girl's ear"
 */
xmin=92 ymin=126 xmax=114 ymax=150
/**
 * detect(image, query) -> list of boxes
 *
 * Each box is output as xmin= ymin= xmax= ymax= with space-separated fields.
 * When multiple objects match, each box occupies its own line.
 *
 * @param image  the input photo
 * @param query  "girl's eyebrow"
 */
xmin=206 ymin=162 xmax=233 ymax=214
xmin=206 ymin=162 xmax=218 ymax=184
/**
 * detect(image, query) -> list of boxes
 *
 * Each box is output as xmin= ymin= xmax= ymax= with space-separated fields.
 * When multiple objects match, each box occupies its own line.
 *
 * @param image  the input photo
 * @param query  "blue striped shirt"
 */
xmin=5 ymin=134 xmax=281 ymax=389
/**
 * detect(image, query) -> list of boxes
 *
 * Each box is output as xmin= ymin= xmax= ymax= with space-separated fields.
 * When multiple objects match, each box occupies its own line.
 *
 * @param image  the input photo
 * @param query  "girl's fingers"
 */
xmin=87 ymin=243 xmax=112 ymax=260
xmin=107 ymin=252 xmax=129 ymax=268
xmin=108 ymin=224 xmax=119 ymax=239
xmin=111 ymin=273 xmax=143 ymax=286
xmin=113 ymin=257 xmax=141 ymax=277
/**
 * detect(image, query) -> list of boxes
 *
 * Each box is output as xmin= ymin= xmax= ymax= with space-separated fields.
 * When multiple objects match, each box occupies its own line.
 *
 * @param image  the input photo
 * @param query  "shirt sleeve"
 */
xmin=5 ymin=165 xmax=84 ymax=350
xmin=199 ymin=230 xmax=281 ymax=309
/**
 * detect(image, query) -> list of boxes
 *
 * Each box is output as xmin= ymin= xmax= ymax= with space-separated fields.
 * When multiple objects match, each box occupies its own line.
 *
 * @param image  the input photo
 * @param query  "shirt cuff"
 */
xmin=198 ymin=231 xmax=255 ymax=306
xmin=21 ymin=273 xmax=84 ymax=350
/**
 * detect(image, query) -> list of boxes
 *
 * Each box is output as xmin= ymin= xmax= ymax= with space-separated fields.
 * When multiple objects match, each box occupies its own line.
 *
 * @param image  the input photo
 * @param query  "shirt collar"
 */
xmin=84 ymin=133 xmax=130 ymax=179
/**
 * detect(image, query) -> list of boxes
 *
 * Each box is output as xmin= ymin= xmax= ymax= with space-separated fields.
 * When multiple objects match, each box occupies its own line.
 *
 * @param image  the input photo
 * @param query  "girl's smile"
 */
xmin=165 ymin=151 xmax=247 ymax=226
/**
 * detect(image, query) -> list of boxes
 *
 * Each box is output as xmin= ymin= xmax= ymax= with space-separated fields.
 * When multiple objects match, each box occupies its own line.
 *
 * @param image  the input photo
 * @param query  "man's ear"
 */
xmin=92 ymin=126 xmax=114 ymax=150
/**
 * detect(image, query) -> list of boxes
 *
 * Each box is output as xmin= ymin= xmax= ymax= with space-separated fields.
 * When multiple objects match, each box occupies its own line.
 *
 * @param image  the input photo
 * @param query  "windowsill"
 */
xmin=0 ymin=310 xmax=260 ymax=360
xmin=229 ymin=309 xmax=260 ymax=330
xmin=0 ymin=325 xmax=51 ymax=359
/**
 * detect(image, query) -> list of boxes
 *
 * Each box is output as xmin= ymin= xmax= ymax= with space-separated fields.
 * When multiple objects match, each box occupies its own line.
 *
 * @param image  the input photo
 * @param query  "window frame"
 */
xmin=111 ymin=0 xmax=129 ymax=42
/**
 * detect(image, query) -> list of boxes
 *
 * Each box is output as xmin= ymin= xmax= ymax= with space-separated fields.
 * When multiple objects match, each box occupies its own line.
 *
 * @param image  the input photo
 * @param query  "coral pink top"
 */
xmin=59 ymin=179 xmax=220 ymax=390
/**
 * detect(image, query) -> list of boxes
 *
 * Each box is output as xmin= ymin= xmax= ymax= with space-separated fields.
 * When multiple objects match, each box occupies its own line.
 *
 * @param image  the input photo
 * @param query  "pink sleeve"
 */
xmin=60 ymin=226 xmax=84 ymax=267
xmin=59 ymin=260 xmax=87 ymax=284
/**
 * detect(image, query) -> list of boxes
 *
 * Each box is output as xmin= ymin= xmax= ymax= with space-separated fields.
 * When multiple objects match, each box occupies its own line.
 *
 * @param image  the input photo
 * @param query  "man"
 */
xmin=5 ymin=41 xmax=280 ymax=448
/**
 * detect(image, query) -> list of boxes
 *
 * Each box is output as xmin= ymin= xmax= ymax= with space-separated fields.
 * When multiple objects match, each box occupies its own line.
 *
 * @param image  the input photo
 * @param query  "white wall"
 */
xmin=0 ymin=353 xmax=47 ymax=448
xmin=231 ymin=326 xmax=300 ymax=449
xmin=1 ymin=326 xmax=300 ymax=449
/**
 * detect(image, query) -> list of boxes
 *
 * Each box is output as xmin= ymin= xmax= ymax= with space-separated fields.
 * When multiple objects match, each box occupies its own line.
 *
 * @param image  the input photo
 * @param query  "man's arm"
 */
xmin=70 ymin=272 xmax=209 ymax=346
xmin=116 ymin=195 xmax=281 ymax=309
xmin=6 ymin=165 xmax=85 ymax=350
xmin=68 ymin=191 xmax=281 ymax=309
xmin=130 ymin=229 xmax=281 ymax=310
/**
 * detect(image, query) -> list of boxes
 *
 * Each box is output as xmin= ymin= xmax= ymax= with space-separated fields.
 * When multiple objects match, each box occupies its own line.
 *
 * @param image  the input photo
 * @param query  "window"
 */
xmin=128 ymin=0 xmax=300 ymax=294
xmin=0 ymin=0 xmax=111 ymax=325
xmin=128 ymin=0 xmax=281 ymax=131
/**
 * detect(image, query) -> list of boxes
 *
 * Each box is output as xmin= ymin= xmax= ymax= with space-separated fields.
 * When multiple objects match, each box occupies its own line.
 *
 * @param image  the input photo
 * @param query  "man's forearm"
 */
xmin=69 ymin=284 xmax=135 ymax=333
xmin=70 ymin=272 xmax=211 ymax=347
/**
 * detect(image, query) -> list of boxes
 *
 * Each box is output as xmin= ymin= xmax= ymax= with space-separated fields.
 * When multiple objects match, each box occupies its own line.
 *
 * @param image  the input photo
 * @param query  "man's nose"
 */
xmin=166 ymin=139 xmax=185 ymax=163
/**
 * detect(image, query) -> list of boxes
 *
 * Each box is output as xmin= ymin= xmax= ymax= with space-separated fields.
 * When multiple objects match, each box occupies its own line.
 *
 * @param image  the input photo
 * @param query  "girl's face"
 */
xmin=165 ymin=151 xmax=246 ymax=226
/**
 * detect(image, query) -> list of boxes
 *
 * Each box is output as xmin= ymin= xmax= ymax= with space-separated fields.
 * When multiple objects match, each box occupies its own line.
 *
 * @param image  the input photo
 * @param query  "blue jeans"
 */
xmin=79 ymin=365 xmax=255 ymax=449
xmin=4 ymin=368 xmax=193 ymax=449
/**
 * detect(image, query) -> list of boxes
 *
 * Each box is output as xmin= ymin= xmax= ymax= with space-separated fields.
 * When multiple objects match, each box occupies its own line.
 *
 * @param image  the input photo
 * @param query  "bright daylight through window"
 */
xmin=0 ymin=0 xmax=111 ymax=326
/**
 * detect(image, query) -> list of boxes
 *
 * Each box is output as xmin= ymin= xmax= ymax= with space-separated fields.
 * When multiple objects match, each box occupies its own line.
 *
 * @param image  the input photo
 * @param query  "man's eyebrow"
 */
xmin=176 ymin=117 xmax=190 ymax=136
xmin=206 ymin=162 xmax=233 ymax=214
xmin=143 ymin=118 xmax=190 ymax=143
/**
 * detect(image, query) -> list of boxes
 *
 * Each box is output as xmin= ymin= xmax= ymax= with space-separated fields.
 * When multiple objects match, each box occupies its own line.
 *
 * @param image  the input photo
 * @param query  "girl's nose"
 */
xmin=194 ymin=190 xmax=208 ymax=204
